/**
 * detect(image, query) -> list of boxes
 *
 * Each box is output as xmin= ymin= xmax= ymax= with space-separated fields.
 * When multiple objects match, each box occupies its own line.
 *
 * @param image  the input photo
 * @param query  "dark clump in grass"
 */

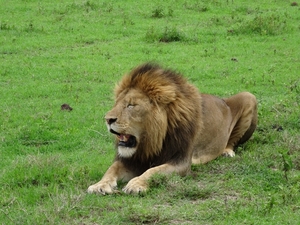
xmin=151 ymin=5 xmax=173 ymax=18
xmin=159 ymin=26 xmax=184 ymax=42
xmin=234 ymin=13 xmax=289 ymax=35
xmin=145 ymin=26 xmax=185 ymax=43
xmin=0 ymin=21 xmax=14 ymax=31
xmin=68 ymin=0 xmax=99 ymax=12
xmin=183 ymin=2 xmax=208 ymax=12
xmin=151 ymin=6 xmax=164 ymax=18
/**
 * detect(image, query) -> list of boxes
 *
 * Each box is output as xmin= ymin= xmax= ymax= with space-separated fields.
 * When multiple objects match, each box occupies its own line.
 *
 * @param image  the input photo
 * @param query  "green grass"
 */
xmin=1 ymin=0 xmax=300 ymax=224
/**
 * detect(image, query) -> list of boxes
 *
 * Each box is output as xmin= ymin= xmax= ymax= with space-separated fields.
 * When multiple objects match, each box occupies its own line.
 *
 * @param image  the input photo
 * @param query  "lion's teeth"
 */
xmin=120 ymin=134 xmax=129 ymax=142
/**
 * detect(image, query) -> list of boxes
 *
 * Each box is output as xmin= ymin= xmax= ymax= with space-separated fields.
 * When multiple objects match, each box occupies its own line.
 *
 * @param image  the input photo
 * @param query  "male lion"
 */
xmin=88 ymin=63 xmax=257 ymax=195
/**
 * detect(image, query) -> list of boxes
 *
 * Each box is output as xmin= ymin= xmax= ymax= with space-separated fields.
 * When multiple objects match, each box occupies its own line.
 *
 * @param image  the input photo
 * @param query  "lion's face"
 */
xmin=105 ymin=88 xmax=156 ymax=158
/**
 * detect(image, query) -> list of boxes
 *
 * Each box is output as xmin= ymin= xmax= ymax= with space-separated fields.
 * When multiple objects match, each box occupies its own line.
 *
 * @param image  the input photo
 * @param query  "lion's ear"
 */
xmin=148 ymin=84 xmax=177 ymax=105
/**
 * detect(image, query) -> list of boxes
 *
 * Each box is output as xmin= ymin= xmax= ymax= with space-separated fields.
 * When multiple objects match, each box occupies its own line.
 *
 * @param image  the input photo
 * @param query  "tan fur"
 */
xmin=87 ymin=63 xmax=257 ymax=195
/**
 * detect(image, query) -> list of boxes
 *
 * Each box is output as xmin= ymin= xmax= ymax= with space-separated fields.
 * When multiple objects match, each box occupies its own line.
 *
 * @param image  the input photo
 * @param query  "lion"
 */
xmin=87 ymin=63 xmax=257 ymax=195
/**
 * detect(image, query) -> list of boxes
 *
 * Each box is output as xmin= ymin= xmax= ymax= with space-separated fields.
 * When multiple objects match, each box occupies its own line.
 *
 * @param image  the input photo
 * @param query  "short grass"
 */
xmin=1 ymin=0 xmax=299 ymax=224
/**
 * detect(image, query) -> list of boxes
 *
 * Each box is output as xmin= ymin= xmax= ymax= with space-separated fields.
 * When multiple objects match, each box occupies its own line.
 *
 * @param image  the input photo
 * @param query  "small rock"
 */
xmin=291 ymin=2 xmax=298 ymax=6
xmin=61 ymin=103 xmax=73 ymax=111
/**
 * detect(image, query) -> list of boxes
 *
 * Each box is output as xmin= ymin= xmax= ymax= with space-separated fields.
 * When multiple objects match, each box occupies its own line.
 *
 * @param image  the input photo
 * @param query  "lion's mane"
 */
xmin=114 ymin=63 xmax=203 ymax=167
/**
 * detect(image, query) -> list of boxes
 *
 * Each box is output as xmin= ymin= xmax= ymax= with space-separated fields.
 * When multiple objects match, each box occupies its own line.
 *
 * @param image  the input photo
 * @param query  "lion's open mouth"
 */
xmin=110 ymin=129 xmax=137 ymax=148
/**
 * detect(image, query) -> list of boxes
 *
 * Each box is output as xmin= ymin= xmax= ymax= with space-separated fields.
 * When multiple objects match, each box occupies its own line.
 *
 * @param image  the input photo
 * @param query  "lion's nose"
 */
xmin=106 ymin=118 xmax=117 ymax=125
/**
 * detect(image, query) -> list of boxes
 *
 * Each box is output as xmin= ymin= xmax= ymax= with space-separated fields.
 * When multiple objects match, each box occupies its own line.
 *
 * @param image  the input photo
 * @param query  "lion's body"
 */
xmin=88 ymin=63 xmax=257 ymax=194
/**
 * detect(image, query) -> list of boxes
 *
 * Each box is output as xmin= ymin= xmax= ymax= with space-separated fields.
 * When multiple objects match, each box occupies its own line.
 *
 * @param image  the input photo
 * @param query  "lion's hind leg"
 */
xmin=224 ymin=92 xmax=258 ymax=152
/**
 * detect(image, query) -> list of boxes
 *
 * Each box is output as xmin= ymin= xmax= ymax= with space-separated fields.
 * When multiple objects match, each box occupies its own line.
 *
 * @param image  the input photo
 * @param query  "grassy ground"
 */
xmin=1 ymin=0 xmax=299 ymax=224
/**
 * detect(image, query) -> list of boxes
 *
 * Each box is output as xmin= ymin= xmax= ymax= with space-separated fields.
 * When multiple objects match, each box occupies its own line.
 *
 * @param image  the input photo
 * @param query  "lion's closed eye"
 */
xmin=127 ymin=104 xmax=135 ymax=109
xmin=128 ymin=104 xmax=143 ymax=113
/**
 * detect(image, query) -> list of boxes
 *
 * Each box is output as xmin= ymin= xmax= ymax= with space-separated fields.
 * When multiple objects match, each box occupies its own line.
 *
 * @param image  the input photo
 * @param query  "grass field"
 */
xmin=1 ymin=0 xmax=300 ymax=224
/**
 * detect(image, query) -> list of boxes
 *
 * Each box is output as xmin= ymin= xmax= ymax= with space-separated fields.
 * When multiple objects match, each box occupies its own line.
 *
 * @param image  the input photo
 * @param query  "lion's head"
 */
xmin=105 ymin=63 xmax=202 ymax=161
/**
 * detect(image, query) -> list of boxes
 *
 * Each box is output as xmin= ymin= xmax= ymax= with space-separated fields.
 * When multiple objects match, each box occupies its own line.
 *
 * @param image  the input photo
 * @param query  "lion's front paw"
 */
xmin=122 ymin=177 xmax=148 ymax=194
xmin=87 ymin=181 xmax=117 ymax=195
